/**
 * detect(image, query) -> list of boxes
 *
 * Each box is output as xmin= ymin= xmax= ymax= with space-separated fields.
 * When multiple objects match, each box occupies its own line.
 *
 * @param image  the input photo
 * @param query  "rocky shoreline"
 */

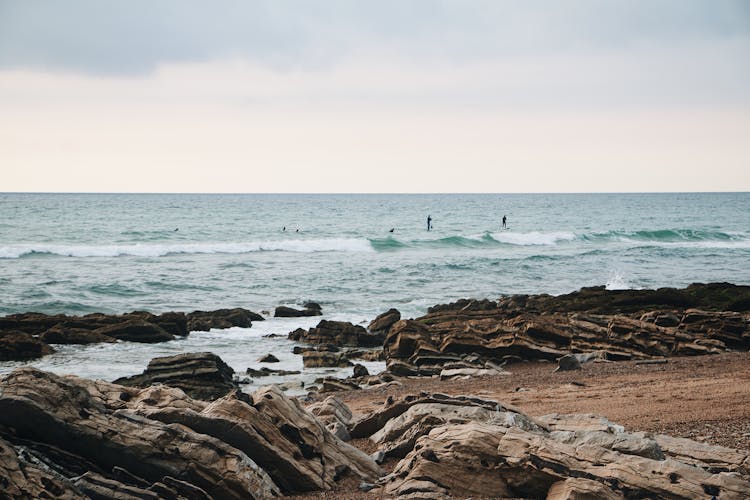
xmin=2 ymin=282 xmax=750 ymax=498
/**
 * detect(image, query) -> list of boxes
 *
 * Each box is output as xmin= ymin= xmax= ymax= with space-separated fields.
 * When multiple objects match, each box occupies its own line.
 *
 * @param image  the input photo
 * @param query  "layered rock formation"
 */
xmin=0 ymin=367 xmax=381 ymax=498
xmin=350 ymin=392 xmax=750 ymax=499
xmin=113 ymin=352 xmax=238 ymax=401
xmin=384 ymin=283 xmax=750 ymax=374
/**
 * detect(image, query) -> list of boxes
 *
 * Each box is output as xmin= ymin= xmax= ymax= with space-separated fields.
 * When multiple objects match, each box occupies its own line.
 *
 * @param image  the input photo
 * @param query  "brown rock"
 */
xmin=40 ymin=324 xmax=117 ymax=345
xmin=0 ymin=368 xmax=282 ymax=498
xmin=113 ymin=352 xmax=237 ymax=401
xmin=302 ymin=350 xmax=353 ymax=368
xmin=368 ymin=308 xmax=401 ymax=334
xmin=0 ymin=331 xmax=54 ymax=361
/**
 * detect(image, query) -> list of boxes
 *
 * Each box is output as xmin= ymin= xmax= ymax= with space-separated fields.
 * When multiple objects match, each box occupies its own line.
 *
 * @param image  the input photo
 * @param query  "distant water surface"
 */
xmin=1 ymin=193 xmax=749 ymax=386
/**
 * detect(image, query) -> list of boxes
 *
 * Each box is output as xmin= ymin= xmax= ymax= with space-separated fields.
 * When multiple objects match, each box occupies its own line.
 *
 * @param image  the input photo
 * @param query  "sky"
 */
xmin=1 ymin=0 xmax=749 ymax=193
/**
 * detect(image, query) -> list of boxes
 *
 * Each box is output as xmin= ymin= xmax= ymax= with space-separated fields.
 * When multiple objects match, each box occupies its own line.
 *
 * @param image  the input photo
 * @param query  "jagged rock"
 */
xmin=293 ymin=320 xmax=385 ymax=347
xmin=302 ymin=350 xmax=353 ymax=368
xmin=308 ymin=396 xmax=353 ymax=441
xmin=93 ymin=319 xmax=174 ymax=343
xmin=274 ymin=305 xmax=322 ymax=317
xmin=369 ymin=398 xmax=542 ymax=461
xmin=139 ymin=386 xmax=380 ymax=493
xmin=0 ymin=368 xmax=382 ymax=497
xmin=113 ymin=352 xmax=237 ymax=401
xmin=374 ymin=394 xmax=750 ymax=499
xmin=288 ymin=328 xmax=307 ymax=341
xmin=0 ymin=331 xmax=55 ymax=361
xmin=40 ymin=324 xmax=117 ymax=345
xmin=0 ymin=436 xmax=84 ymax=498
xmin=382 ymin=285 xmax=750 ymax=374
xmin=186 ymin=308 xmax=262 ymax=332
xmin=368 ymin=308 xmax=401 ymax=334
xmin=73 ymin=471 xmax=160 ymax=499
xmin=258 ymin=353 xmax=280 ymax=363
xmin=0 ymin=368 xmax=282 ymax=498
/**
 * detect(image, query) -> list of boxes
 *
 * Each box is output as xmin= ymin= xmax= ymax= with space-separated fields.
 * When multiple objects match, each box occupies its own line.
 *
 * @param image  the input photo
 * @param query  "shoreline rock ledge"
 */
xmin=383 ymin=282 xmax=750 ymax=375
xmin=0 ymin=367 xmax=381 ymax=498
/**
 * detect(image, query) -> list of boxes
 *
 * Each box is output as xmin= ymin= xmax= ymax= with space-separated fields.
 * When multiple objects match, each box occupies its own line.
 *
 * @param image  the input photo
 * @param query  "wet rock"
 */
xmin=0 ymin=331 xmax=55 ymax=361
xmin=258 ymin=353 xmax=280 ymax=363
xmin=40 ymin=324 xmax=117 ymax=345
xmin=368 ymin=308 xmax=401 ymax=335
xmin=353 ymin=364 xmax=369 ymax=378
xmin=293 ymin=320 xmax=385 ymax=347
xmin=246 ymin=367 xmax=301 ymax=377
xmin=186 ymin=308 xmax=262 ymax=332
xmin=113 ymin=352 xmax=237 ymax=401
xmin=275 ymin=305 xmax=323 ymax=317
xmin=93 ymin=319 xmax=175 ymax=343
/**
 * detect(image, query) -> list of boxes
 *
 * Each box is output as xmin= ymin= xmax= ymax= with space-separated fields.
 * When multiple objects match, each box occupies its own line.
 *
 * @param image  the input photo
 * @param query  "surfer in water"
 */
xmin=427 ymin=215 xmax=432 ymax=231
xmin=502 ymin=215 xmax=507 ymax=229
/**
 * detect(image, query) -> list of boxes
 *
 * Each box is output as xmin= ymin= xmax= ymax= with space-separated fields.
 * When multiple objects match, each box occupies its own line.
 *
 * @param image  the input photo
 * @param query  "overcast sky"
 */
xmin=1 ymin=0 xmax=749 ymax=192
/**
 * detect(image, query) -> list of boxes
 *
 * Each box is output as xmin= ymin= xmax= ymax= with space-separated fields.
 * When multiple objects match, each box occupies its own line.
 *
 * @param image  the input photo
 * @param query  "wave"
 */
xmin=2 ymin=229 xmax=747 ymax=259
xmin=0 ymin=238 xmax=374 ymax=259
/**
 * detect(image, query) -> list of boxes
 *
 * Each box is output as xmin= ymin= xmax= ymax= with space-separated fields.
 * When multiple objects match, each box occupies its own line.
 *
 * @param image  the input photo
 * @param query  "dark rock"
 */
xmin=113 ymin=352 xmax=237 ymax=401
xmin=294 ymin=320 xmax=385 ymax=347
xmin=0 ymin=331 xmax=55 ymax=361
xmin=40 ymin=324 xmax=117 ymax=345
xmin=274 ymin=305 xmax=323 ymax=317
xmin=288 ymin=328 xmax=307 ymax=341
xmin=93 ymin=320 xmax=174 ymax=343
xmin=258 ymin=353 xmax=280 ymax=363
xmin=555 ymin=354 xmax=582 ymax=372
xmin=186 ymin=308 xmax=262 ymax=332
xmin=246 ymin=367 xmax=301 ymax=377
xmin=353 ymin=364 xmax=369 ymax=378
xmin=368 ymin=308 xmax=401 ymax=334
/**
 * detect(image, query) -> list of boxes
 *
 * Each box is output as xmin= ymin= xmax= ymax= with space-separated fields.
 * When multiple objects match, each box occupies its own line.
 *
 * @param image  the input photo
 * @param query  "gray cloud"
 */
xmin=0 ymin=0 xmax=748 ymax=75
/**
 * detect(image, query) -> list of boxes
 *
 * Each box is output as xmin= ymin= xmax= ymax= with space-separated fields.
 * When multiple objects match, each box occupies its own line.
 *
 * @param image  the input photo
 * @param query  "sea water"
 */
xmin=1 ymin=193 xmax=749 ymax=390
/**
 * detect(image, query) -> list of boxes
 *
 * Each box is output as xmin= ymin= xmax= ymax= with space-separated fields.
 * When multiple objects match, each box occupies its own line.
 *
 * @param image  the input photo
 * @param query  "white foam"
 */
xmin=605 ymin=272 xmax=633 ymax=290
xmin=0 ymin=238 xmax=374 ymax=259
xmin=489 ymin=231 xmax=577 ymax=246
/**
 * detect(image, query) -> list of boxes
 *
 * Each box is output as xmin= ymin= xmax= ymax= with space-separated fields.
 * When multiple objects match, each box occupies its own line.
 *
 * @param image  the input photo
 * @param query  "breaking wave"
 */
xmin=0 ymin=239 xmax=375 ymax=259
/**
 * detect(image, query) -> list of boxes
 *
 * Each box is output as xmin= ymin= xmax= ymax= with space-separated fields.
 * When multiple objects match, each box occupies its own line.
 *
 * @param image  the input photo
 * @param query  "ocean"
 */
xmin=1 ymin=192 xmax=749 ymax=390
